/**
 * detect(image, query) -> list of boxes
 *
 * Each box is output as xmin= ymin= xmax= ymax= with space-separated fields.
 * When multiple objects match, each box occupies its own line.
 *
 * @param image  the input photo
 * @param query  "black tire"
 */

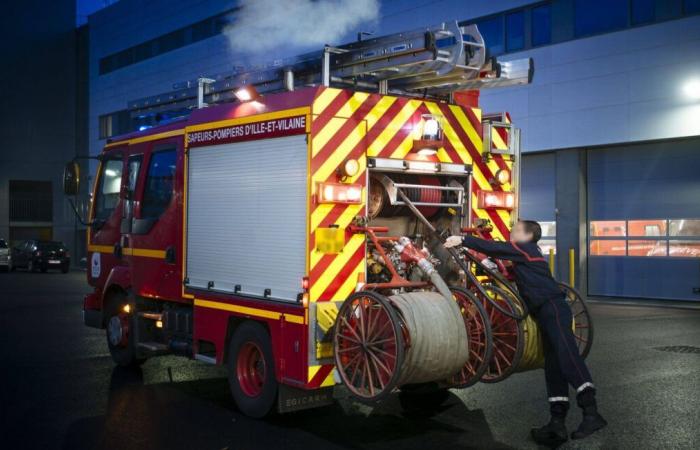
xmin=105 ymin=292 xmax=145 ymax=367
xmin=61 ymin=264 xmax=69 ymax=273
xmin=399 ymin=383 xmax=450 ymax=415
xmin=227 ymin=321 xmax=278 ymax=418
xmin=27 ymin=260 xmax=36 ymax=272
xmin=40 ymin=266 xmax=48 ymax=273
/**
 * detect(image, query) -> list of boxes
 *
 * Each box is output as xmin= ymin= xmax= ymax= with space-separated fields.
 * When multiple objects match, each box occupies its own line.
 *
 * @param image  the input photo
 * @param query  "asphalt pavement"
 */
xmin=1 ymin=270 xmax=699 ymax=450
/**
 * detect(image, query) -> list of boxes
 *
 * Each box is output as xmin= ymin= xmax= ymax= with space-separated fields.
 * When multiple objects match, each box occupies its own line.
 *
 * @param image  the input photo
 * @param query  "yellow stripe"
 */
xmin=186 ymin=107 xmax=310 ymax=133
xmin=312 ymin=123 xmax=367 ymax=184
xmin=364 ymin=95 xmax=397 ymax=131
xmin=449 ymin=105 xmax=483 ymax=155
xmin=491 ymin=128 xmax=508 ymax=150
xmin=105 ymin=129 xmax=184 ymax=148
xmin=321 ymin=370 xmax=336 ymax=387
xmin=194 ymin=298 xmax=304 ymax=323
xmin=87 ymin=244 xmax=113 ymax=253
xmin=308 ymin=365 xmax=321 ymax=382
xmin=389 ymin=130 xmax=419 ymax=159
xmin=312 ymin=117 xmax=346 ymax=157
xmin=333 ymin=259 xmax=364 ymax=301
xmin=310 ymin=234 xmax=365 ymax=299
xmin=368 ymin=99 xmax=420 ymax=157
xmin=336 ymin=92 xmax=370 ymax=118
xmin=313 ymin=88 xmax=343 ymax=116
xmin=88 ymin=244 xmax=166 ymax=259
xmin=310 ymin=204 xmax=335 ymax=233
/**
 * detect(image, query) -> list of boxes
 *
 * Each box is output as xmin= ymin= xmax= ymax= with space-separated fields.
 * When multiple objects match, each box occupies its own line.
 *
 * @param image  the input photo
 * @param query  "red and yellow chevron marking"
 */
xmin=308 ymin=364 xmax=335 ymax=388
xmin=307 ymin=88 xmax=515 ymax=306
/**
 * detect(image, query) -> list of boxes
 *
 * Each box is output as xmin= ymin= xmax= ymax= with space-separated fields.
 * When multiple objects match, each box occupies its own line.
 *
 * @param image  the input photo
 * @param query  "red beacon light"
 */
xmin=477 ymin=190 xmax=515 ymax=210
xmin=317 ymin=182 xmax=363 ymax=204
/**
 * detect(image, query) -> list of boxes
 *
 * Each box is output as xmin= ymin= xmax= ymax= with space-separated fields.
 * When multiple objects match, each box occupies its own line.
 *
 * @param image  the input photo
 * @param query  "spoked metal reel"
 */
xmin=333 ymin=291 xmax=405 ymax=402
xmin=559 ymin=282 xmax=594 ymax=359
xmin=449 ymin=287 xmax=493 ymax=388
xmin=473 ymin=284 xmax=525 ymax=383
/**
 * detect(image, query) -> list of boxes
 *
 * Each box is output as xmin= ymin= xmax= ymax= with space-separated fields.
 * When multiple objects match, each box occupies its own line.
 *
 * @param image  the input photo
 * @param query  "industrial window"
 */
xmin=8 ymin=180 xmax=53 ymax=222
xmin=99 ymin=110 xmax=132 ymax=139
xmin=141 ymin=150 xmax=176 ymax=219
xmin=538 ymin=221 xmax=556 ymax=256
xmin=531 ymin=4 xmax=552 ymax=46
xmin=506 ymin=11 xmax=525 ymax=52
xmin=574 ymin=0 xmax=628 ymax=37
xmin=476 ymin=16 xmax=505 ymax=56
xmin=95 ymin=158 xmax=123 ymax=221
xmin=589 ymin=219 xmax=700 ymax=258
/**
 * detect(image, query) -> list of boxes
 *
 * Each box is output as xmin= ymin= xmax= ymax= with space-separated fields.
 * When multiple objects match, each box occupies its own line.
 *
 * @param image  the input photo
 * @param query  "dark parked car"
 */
xmin=12 ymin=240 xmax=70 ymax=273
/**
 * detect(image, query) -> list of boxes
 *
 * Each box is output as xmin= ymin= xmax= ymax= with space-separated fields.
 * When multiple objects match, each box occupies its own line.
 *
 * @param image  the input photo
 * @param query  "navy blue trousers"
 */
xmin=535 ymin=296 xmax=594 ymax=403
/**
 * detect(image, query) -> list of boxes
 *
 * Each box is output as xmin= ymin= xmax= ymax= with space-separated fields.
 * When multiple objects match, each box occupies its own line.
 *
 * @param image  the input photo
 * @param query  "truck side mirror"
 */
xmin=63 ymin=161 xmax=80 ymax=196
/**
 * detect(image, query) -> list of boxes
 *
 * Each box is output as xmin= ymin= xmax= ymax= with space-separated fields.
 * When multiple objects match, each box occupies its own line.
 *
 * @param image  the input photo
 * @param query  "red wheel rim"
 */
xmin=236 ymin=342 xmax=266 ymax=397
xmin=451 ymin=289 xmax=490 ymax=387
xmin=476 ymin=288 xmax=521 ymax=382
xmin=334 ymin=293 xmax=400 ymax=399
xmin=561 ymin=284 xmax=593 ymax=358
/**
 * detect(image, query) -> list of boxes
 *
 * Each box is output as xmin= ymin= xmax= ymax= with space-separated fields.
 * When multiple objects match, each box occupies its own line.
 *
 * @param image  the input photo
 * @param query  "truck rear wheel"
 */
xmin=227 ymin=321 xmax=277 ymax=418
xmin=105 ymin=292 xmax=144 ymax=367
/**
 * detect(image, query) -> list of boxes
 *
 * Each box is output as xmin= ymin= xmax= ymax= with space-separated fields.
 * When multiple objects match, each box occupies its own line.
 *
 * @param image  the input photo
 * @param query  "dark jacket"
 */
xmin=461 ymin=236 xmax=564 ymax=309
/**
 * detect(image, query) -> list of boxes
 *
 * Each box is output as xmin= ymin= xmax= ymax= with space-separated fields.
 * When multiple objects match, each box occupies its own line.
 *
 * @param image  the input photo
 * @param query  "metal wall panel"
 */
xmin=186 ymin=134 xmax=308 ymax=301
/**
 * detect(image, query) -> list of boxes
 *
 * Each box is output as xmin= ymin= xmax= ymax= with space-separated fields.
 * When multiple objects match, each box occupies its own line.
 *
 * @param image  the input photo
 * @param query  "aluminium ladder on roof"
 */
xmin=128 ymin=21 xmax=533 ymax=120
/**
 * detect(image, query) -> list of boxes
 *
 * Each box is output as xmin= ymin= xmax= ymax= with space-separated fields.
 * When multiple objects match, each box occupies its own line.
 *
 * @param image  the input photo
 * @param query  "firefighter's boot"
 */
xmin=531 ymin=401 xmax=568 ymax=447
xmin=571 ymin=388 xmax=607 ymax=440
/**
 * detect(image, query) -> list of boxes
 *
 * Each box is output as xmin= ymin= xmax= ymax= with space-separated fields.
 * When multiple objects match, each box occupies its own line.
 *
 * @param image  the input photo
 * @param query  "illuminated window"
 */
xmin=589 ymin=240 xmax=626 ymax=256
xmin=590 ymin=221 xmax=626 ymax=237
xmin=627 ymin=220 xmax=666 ymax=237
xmin=628 ymin=240 xmax=667 ymax=257
xmin=669 ymin=219 xmax=700 ymax=236
xmin=669 ymin=241 xmax=700 ymax=257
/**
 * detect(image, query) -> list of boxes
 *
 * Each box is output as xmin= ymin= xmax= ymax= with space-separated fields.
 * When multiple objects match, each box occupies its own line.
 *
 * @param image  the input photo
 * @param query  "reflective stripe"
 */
xmin=548 ymin=397 xmax=569 ymax=402
xmin=577 ymin=382 xmax=594 ymax=393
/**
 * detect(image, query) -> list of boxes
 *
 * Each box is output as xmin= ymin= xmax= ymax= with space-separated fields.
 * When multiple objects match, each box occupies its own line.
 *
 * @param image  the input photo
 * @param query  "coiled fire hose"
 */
xmin=395 ymin=188 xmax=528 ymax=321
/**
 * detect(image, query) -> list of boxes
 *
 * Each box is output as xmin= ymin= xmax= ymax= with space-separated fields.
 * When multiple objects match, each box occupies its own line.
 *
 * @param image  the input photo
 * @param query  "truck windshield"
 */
xmin=37 ymin=241 xmax=65 ymax=251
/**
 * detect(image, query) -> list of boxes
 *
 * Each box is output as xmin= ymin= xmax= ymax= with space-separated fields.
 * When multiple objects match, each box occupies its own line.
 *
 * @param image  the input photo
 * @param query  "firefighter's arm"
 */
xmin=445 ymin=235 xmax=526 ymax=262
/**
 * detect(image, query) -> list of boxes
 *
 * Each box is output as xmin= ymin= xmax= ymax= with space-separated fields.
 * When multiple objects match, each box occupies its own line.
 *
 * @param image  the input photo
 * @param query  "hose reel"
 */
xmin=333 ymin=290 xmax=469 ymax=402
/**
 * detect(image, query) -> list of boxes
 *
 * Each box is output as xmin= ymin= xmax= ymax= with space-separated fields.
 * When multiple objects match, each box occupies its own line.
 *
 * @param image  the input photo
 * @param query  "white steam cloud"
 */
xmin=226 ymin=0 xmax=380 ymax=54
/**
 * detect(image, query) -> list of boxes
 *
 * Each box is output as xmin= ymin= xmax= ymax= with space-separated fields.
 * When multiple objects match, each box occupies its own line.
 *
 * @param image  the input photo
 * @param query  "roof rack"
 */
xmin=128 ymin=21 xmax=533 ymax=122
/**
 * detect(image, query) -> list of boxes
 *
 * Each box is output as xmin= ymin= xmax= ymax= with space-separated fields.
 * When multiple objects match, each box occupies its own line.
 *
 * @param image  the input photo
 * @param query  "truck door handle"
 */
xmin=165 ymin=246 xmax=176 ymax=264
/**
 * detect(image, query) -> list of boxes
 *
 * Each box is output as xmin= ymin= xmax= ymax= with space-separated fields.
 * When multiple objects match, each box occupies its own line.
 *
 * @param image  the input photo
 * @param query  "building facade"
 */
xmin=87 ymin=0 xmax=700 ymax=301
xmin=0 ymin=0 xmax=88 ymax=262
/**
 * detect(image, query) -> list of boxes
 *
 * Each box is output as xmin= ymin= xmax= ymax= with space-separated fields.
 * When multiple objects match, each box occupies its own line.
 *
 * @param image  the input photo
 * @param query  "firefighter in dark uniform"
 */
xmin=445 ymin=220 xmax=607 ymax=446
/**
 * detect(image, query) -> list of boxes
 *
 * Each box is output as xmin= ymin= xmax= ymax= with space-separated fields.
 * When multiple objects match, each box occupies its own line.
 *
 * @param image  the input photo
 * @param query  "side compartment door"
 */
xmin=128 ymin=142 xmax=180 ymax=300
xmin=88 ymin=151 xmax=126 ymax=287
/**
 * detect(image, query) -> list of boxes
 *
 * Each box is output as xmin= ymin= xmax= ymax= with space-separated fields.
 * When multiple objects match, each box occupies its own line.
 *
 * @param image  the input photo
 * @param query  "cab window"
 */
xmin=127 ymin=155 xmax=143 ymax=194
xmin=141 ymin=149 xmax=176 ymax=218
xmin=95 ymin=158 xmax=123 ymax=221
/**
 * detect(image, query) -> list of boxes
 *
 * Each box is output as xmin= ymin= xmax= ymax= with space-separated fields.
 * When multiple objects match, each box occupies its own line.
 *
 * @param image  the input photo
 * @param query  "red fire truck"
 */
xmin=63 ymin=22 xmax=571 ymax=418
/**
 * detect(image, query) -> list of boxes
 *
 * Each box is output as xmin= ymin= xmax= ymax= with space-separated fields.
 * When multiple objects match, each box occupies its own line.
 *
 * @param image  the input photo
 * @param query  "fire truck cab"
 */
xmin=64 ymin=21 xmax=533 ymax=417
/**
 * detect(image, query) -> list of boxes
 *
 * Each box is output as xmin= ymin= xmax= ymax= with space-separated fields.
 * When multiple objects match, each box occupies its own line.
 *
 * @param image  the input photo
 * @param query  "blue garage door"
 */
xmin=587 ymin=138 xmax=700 ymax=301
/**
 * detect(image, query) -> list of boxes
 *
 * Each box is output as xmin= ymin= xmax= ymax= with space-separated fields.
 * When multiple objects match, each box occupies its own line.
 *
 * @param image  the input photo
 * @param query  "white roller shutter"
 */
xmin=186 ymin=134 xmax=307 ymax=302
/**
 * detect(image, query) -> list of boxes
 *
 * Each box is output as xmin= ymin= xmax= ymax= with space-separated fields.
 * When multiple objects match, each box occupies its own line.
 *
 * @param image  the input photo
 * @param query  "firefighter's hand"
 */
xmin=444 ymin=236 xmax=463 ymax=248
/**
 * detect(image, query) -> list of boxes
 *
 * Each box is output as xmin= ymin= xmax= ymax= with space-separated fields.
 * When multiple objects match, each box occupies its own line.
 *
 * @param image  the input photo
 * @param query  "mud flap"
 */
xmin=277 ymin=384 xmax=334 ymax=413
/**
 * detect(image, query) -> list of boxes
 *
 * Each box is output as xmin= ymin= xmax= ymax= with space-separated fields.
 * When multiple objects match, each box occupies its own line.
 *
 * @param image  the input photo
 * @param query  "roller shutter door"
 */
xmin=587 ymin=138 xmax=700 ymax=301
xmin=186 ymin=135 xmax=307 ymax=302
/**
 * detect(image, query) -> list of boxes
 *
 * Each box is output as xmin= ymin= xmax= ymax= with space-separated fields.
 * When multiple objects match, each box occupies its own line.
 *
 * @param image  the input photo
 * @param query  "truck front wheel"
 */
xmin=105 ymin=292 xmax=145 ymax=367
xmin=227 ymin=321 xmax=277 ymax=418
